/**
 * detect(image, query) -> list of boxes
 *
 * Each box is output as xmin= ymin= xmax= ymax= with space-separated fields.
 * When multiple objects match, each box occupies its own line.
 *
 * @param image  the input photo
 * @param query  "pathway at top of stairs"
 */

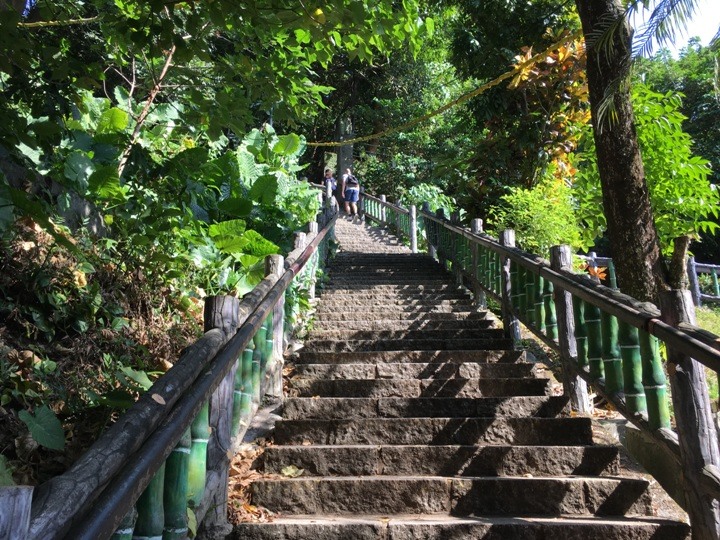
xmin=232 ymin=214 xmax=690 ymax=539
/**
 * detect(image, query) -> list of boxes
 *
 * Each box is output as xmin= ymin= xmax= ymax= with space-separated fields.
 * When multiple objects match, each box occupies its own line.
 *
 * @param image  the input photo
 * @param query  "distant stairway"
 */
xmin=233 ymin=216 xmax=689 ymax=539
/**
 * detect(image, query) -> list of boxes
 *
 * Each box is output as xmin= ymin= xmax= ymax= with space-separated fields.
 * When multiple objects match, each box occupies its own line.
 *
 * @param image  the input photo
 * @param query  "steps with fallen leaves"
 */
xmin=232 ymin=215 xmax=689 ymax=539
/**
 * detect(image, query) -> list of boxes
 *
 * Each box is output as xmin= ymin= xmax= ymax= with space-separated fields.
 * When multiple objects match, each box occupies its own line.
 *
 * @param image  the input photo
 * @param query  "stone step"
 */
xmin=282 ymin=396 xmax=569 ymax=420
xmin=293 ymin=350 xmax=526 ymax=365
xmin=313 ymin=305 xmax=481 ymax=316
xmin=324 ymin=283 xmax=465 ymax=292
xmin=250 ymin=476 xmax=653 ymax=517
xmin=315 ymin=298 xmax=475 ymax=309
xmin=292 ymin=361 xmax=535 ymax=380
xmin=308 ymin=319 xmax=495 ymax=333
xmin=233 ymin=515 xmax=689 ymax=539
xmin=261 ymin=444 xmax=619 ymax=477
xmin=302 ymin=338 xmax=513 ymax=353
xmin=273 ymin=417 xmax=593 ymax=446
xmin=319 ymin=291 xmax=473 ymax=301
xmin=306 ymin=328 xmax=503 ymax=342
xmin=312 ymin=311 xmax=490 ymax=323
xmin=288 ymin=377 xmax=550 ymax=398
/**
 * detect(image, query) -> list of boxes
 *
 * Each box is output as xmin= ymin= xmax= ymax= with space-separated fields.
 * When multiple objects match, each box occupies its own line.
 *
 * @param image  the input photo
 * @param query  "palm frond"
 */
xmin=631 ymin=0 xmax=701 ymax=57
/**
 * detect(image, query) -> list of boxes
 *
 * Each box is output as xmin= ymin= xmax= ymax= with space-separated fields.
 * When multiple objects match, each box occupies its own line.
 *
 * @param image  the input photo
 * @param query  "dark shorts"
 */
xmin=345 ymin=188 xmax=360 ymax=203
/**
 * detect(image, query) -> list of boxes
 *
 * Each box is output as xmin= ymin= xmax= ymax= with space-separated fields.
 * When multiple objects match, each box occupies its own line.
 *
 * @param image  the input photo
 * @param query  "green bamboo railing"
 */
xmin=29 ymin=200 xmax=338 ymax=539
xmin=355 ymin=200 xmax=720 ymax=530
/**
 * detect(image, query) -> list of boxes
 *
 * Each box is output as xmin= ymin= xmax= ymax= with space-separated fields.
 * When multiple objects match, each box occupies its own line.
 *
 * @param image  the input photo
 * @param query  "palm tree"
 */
xmin=573 ymin=1 xmax=720 ymax=537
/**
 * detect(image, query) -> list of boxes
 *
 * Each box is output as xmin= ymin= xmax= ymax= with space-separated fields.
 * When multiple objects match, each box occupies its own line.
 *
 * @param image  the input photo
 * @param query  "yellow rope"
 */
xmin=17 ymin=16 xmax=100 ymax=29
xmin=307 ymin=29 xmax=584 ymax=148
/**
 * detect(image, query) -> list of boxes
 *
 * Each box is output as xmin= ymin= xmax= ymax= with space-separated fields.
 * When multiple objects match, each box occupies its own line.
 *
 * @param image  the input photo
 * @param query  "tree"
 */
xmin=574 ymin=1 xmax=720 ymax=536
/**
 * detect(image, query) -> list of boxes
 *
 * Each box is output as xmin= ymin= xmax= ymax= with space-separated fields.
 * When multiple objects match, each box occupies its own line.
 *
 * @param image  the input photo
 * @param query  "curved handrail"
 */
xmin=28 ymin=214 xmax=338 ymax=539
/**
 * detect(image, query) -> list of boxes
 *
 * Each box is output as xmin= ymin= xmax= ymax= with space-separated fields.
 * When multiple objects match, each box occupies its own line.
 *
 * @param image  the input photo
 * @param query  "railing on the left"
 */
xmin=20 ymin=204 xmax=337 ymax=540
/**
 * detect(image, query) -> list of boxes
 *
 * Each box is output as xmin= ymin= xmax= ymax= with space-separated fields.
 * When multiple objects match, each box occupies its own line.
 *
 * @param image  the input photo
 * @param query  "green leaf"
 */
xmin=208 ymin=219 xmax=247 ymax=240
xmin=249 ymin=175 xmax=278 ymax=204
xmin=218 ymin=197 xmax=253 ymax=217
xmin=97 ymin=107 xmax=129 ymax=134
xmin=64 ymin=151 xmax=95 ymax=190
xmin=18 ymin=405 xmax=65 ymax=451
xmin=98 ymin=389 xmax=136 ymax=409
xmin=119 ymin=366 xmax=154 ymax=390
xmin=272 ymin=134 xmax=301 ymax=156
xmin=88 ymin=166 xmax=128 ymax=203
xmin=237 ymin=229 xmax=280 ymax=257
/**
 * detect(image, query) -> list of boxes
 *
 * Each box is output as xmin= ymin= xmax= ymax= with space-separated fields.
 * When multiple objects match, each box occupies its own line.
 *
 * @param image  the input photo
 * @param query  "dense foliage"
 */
xmin=0 ymin=0 xmax=430 ymax=482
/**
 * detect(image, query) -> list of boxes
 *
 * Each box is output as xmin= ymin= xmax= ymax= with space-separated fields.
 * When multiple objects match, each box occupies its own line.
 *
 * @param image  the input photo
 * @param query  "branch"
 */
xmin=117 ymin=45 xmax=176 ymax=179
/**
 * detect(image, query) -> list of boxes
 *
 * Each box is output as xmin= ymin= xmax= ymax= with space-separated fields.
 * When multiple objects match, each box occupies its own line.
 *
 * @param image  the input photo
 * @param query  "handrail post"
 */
xmin=421 ymin=202 xmax=436 ymax=258
xmin=471 ymin=219 xmax=486 ymax=308
xmin=436 ymin=209 xmax=447 ymax=269
xmin=409 ymin=205 xmax=418 ymax=253
xmin=380 ymin=195 xmax=387 ymax=224
xmin=265 ymin=254 xmax=285 ymax=399
xmin=199 ymin=294 xmax=240 ymax=536
xmin=659 ymin=289 xmax=720 ymax=538
xmin=550 ymin=245 xmax=591 ymax=413
xmin=688 ymin=256 xmax=702 ymax=307
xmin=450 ymin=212 xmax=462 ymax=285
xmin=308 ymin=223 xmax=319 ymax=298
xmin=499 ymin=229 xmax=521 ymax=347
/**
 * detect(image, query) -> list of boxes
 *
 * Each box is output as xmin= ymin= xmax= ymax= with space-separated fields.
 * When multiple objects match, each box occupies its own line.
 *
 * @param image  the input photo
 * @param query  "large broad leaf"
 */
xmin=64 ymin=151 xmax=95 ymax=191
xmin=272 ymin=134 xmax=301 ymax=156
xmin=249 ymin=175 xmax=278 ymax=204
xmin=18 ymin=405 xmax=65 ymax=451
xmin=218 ymin=197 xmax=253 ymax=218
xmin=167 ymin=148 xmax=210 ymax=179
xmin=88 ymin=166 xmax=128 ymax=203
xmin=202 ymin=151 xmax=240 ymax=188
xmin=97 ymin=107 xmax=129 ymax=134
xmin=237 ymin=229 xmax=280 ymax=257
xmin=209 ymin=219 xmax=247 ymax=241
xmin=243 ymin=129 xmax=265 ymax=156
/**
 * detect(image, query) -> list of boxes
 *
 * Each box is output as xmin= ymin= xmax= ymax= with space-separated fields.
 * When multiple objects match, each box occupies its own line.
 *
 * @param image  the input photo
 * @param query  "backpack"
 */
xmin=346 ymin=175 xmax=359 ymax=187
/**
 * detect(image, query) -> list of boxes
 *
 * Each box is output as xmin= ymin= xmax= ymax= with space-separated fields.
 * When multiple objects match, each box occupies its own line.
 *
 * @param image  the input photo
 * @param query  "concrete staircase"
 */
xmin=233 ymin=216 xmax=689 ymax=539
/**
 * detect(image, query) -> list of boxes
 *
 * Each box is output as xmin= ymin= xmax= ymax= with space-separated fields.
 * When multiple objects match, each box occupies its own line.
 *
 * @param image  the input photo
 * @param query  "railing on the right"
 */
xmin=364 ymin=195 xmax=720 ymax=539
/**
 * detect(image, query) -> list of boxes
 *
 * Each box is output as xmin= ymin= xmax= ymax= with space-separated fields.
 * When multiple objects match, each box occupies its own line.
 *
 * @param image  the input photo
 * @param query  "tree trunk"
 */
xmin=574 ymin=0 xmax=667 ymax=303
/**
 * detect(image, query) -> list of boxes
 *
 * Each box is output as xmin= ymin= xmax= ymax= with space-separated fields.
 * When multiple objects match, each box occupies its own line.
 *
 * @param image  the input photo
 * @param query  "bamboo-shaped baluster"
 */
xmin=111 ymin=508 xmax=137 ymax=540
xmin=494 ymin=251 xmax=502 ymax=295
xmin=236 ymin=350 xmax=255 ymax=422
xmin=517 ymin=266 xmax=527 ymax=320
xmin=543 ymin=278 xmax=557 ymax=341
xmin=264 ymin=316 xmax=274 ymax=384
xmin=572 ymin=297 xmax=588 ymax=371
xmin=232 ymin=346 xmax=254 ymax=437
xmin=525 ymin=270 xmax=536 ymax=327
xmin=478 ymin=245 xmax=487 ymax=289
xmin=600 ymin=311 xmax=623 ymax=396
xmin=617 ymin=321 xmax=647 ymax=416
xmin=713 ymin=268 xmax=720 ymax=297
xmin=252 ymin=330 xmax=263 ymax=404
xmin=187 ymin=402 xmax=210 ymax=509
xmin=261 ymin=316 xmax=272 ymax=371
xmin=607 ymin=260 xmax=618 ymax=290
xmin=134 ymin=464 xmax=166 ymax=539
xmin=162 ymin=428 xmax=191 ymax=540
xmin=510 ymin=261 xmax=520 ymax=313
xmin=533 ymin=273 xmax=545 ymax=334
xmin=638 ymin=330 xmax=671 ymax=430
xmin=584 ymin=301 xmax=605 ymax=381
